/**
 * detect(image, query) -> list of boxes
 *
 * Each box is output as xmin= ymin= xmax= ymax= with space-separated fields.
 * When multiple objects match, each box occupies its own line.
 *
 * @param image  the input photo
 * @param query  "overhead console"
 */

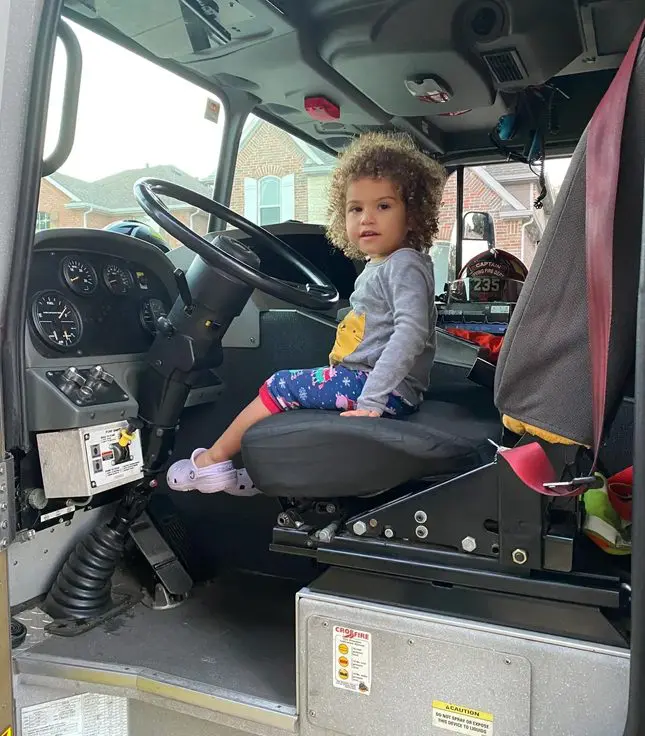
xmin=318 ymin=0 xmax=581 ymax=118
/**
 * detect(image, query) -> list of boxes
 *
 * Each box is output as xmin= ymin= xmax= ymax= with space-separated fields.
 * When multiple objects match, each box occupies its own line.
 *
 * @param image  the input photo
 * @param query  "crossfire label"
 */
xmin=332 ymin=626 xmax=372 ymax=695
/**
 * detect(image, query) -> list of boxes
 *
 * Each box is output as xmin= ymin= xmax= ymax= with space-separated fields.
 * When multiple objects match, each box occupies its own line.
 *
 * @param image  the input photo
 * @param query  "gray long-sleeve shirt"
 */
xmin=329 ymin=247 xmax=437 ymax=413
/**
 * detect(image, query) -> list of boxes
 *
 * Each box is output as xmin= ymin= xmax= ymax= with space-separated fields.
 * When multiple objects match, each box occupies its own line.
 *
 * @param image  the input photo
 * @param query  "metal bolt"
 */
xmin=352 ymin=521 xmax=367 ymax=536
xmin=504 ymin=658 xmax=512 ymax=665
xmin=0 ymin=504 xmax=6 ymax=511
xmin=309 ymin=710 xmax=316 ymax=718
xmin=0 ymin=521 xmax=7 ymax=530
xmin=322 ymin=621 xmax=329 ymax=628
xmin=325 ymin=504 xmax=336 ymax=514
xmin=512 ymin=548 xmax=528 ymax=565
xmin=368 ymin=518 xmax=378 ymax=528
xmin=408 ymin=639 xmax=414 ymax=646
xmin=0 ymin=540 xmax=6 ymax=549
xmin=250 ymin=337 xmax=256 ymax=344
xmin=384 ymin=527 xmax=395 ymax=539
xmin=462 ymin=536 xmax=477 ymax=553
xmin=415 ymin=525 xmax=428 ymax=539
xmin=414 ymin=510 xmax=427 ymax=524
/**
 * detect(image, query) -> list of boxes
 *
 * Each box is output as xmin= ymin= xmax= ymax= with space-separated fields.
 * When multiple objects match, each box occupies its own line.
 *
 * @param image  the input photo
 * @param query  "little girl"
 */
xmin=167 ymin=132 xmax=446 ymax=494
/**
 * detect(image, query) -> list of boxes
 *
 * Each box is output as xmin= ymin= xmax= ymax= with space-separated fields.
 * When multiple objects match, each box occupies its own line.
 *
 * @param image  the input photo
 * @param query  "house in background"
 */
xmin=229 ymin=118 xmax=336 ymax=226
xmin=38 ymin=164 xmax=211 ymax=248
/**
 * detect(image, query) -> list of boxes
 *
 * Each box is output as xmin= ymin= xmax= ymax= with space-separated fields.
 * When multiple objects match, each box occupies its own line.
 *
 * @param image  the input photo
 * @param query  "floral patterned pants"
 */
xmin=259 ymin=365 xmax=415 ymax=417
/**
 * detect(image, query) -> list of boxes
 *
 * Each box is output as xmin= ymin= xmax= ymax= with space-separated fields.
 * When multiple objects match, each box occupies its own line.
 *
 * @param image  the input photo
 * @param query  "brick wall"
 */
xmin=438 ymin=169 xmax=535 ymax=262
xmin=230 ymin=122 xmax=308 ymax=221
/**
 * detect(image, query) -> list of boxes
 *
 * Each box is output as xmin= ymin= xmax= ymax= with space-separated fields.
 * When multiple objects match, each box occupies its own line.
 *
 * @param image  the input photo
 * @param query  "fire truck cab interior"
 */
xmin=3 ymin=1 xmax=645 ymax=735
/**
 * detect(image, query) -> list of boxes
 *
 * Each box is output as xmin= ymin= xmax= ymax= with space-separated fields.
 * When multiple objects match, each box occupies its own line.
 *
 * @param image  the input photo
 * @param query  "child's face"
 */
xmin=345 ymin=177 xmax=408 ymax=258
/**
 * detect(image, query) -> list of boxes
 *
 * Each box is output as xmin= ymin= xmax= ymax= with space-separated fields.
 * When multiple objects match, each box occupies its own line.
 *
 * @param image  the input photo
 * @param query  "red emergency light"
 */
xmin=304 ymin=96 xmax=341 ymax=121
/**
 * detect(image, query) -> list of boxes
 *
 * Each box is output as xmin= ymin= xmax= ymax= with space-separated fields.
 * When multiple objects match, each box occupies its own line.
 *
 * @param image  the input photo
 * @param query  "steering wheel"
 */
xmin=133 ymin=178 xmax=339 ymax=311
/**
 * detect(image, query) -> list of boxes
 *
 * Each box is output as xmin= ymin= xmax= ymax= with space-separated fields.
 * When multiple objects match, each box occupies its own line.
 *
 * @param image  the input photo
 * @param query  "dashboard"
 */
xmin=26 ymin=229 xmax=180 ymax=433
xmin=28 ymin=235 xmax=175 ymax=358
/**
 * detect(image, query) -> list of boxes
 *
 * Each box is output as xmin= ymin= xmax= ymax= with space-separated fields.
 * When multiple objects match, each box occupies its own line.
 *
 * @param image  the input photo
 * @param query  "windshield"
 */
xmin=431 ymin=157 xmax=572 ymax=292
xmin=39 ymin=22 xmax=225 ymax=249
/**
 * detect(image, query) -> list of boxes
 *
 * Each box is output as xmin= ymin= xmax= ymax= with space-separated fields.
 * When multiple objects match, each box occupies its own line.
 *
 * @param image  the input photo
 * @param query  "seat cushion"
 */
xmin=242 ymin=383 xmax=501 ymax=497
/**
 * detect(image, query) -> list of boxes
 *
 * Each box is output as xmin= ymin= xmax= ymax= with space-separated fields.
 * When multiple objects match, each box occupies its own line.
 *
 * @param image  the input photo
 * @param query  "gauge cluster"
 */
xmin=28 ymin=250 xmax=173 ymax=357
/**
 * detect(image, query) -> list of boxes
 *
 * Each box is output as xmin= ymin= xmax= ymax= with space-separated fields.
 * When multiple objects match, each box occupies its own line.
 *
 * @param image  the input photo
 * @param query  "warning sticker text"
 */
xmin=432 ymin=700 xmax=493 ymax=735
xmin=332 ymin=626 xmax=371 ymax=695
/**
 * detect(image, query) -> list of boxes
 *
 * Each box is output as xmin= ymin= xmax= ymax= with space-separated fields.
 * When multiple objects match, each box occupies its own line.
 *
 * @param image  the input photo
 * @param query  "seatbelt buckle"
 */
xmin=543 ymin=474 xmax=605 ymax=493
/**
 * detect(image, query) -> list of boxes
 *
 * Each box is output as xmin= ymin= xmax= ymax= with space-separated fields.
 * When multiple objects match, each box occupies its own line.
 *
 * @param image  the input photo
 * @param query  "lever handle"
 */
xmin=173 ymin=268 xmax=193 ymax=311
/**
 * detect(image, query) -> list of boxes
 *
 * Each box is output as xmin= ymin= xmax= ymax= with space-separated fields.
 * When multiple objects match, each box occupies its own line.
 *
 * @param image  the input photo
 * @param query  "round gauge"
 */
xmin=61 ymin=256 xmax=97 ymax=295
xmin=140 ymin=298 xmax=167 ymax=335
xmin=31 ymin=291 xmax=82 ymax=350
xmin=103 ymin=264 xmax=133 ymax=295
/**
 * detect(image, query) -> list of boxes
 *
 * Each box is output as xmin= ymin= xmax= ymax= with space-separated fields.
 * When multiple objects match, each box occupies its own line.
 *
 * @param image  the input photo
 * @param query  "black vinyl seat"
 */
xmin=242 ymin=381 xmax=500 ymax=498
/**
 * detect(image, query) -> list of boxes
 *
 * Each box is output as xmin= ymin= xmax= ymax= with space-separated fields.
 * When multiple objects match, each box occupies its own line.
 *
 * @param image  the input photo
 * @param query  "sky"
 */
xmin=45 ymin=21 xmax=571 ymax=190
xmin=45 ymin=23 xmax=226 ymax=181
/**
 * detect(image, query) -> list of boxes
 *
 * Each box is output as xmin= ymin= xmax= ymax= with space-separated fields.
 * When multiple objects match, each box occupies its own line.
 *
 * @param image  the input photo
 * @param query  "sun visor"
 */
xmin=66 ymin=0 xmax=275 ymax=60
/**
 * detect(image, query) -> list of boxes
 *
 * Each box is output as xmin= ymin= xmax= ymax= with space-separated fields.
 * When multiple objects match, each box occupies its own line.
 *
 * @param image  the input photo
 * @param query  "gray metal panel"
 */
xmin=306 ymin=613 xmax=530 ymax=735
xmin=26 ymin=356 xmax=221 ymax=431
xmin=435 ymin=328 xmax=480 ymax=369
xmin=8 ymin=504 xmax=115 ymax=607
xmin=297 ymin=590 xmax=629 ymax=736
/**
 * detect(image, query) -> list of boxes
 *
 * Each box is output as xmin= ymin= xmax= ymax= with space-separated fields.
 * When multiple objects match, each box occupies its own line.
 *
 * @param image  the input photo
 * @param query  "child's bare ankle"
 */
xmin=195 ymin=447 xmax=226 ymax=468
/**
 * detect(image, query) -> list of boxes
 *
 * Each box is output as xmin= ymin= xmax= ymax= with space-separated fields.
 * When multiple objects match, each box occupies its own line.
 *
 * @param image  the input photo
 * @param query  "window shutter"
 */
xmin=244 ymin=178 xmax=258 ymax=222
xmin=281 ymin=174 xmax=295 ymax=221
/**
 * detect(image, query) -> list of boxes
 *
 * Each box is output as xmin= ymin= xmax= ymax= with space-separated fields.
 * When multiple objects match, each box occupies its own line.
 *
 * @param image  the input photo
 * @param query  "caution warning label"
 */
xmin=432 ymin=700 xmax=493 ymax=735
xmin=332 ymin=626 xmax=371 ymax=695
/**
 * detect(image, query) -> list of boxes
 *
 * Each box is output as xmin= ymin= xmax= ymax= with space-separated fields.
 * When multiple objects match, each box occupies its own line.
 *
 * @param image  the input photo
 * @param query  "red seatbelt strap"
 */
xmin=498 ymin=20 xmax=645 ymax=496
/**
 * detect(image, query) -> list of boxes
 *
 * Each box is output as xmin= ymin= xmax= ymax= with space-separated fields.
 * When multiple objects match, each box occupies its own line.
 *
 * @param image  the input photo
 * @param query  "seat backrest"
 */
xmin=494 ymin=39 xmax=645 ymax=447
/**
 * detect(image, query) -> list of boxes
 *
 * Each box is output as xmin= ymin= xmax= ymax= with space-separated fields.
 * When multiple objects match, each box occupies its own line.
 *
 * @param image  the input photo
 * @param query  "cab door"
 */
xmin=0 ymin=0 xmax=60 ymax=732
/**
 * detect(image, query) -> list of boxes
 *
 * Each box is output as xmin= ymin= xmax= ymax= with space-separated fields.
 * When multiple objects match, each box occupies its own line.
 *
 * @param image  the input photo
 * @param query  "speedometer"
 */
xmin=103 ymin=264 xmax=133 ymax=295
xmin=31 ymin=291 xmax=83 ymax=350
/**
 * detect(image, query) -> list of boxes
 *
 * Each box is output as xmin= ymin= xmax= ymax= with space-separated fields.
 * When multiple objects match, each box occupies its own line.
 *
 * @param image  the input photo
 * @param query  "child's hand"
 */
xmin=340 ymin=409 xmax=381 ymax=418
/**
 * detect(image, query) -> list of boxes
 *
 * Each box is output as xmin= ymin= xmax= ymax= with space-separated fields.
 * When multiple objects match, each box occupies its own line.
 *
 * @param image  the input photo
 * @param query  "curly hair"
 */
xmin=325 ymin=132 xmax=446 ymax=259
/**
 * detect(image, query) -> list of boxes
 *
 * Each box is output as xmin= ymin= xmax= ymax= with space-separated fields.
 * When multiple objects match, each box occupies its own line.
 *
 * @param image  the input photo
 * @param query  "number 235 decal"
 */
xmin=472 ymin=277 xmax=500 ymax=292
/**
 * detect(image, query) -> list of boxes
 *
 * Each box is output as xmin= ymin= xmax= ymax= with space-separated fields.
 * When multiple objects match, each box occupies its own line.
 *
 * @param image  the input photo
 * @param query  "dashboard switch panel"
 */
xmin=37 ymin=420 xmax=144 ymax=499
xmin=47 ymin=367 xmax=128 ymax=407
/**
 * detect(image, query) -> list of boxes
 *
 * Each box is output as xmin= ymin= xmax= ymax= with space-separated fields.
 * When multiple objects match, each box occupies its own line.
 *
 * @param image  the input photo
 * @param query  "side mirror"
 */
xmin=463 ymin=211 xmax=495 ymax=250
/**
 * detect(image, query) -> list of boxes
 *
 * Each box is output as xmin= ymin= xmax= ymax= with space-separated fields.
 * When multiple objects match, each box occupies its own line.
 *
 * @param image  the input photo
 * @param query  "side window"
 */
xmin=231 ymin=116 xmax=337 ymax=226
xmin=39 ymin=21 xmax=225 ymax=249
xmin=433 ymin=158 xmax=571 ymax=293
